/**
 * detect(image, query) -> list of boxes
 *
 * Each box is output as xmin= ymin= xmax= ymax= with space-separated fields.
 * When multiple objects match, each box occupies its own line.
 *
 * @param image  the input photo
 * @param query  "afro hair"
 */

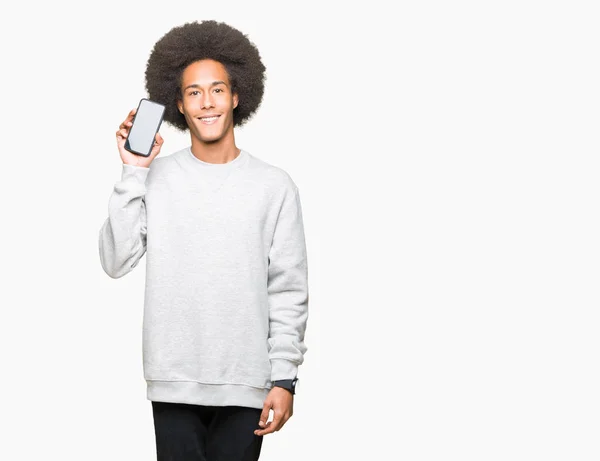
xmin=144 ymin=20 xmax=266 ymax=132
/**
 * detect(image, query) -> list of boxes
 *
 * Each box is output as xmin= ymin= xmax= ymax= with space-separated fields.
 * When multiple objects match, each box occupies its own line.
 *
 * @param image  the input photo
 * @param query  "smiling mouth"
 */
xmin=198 ymin=115 xmax=220 ymax=124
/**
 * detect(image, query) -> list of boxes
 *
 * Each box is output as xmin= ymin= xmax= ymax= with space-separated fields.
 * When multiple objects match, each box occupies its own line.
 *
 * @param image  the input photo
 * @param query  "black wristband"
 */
xmin=272 ymin=378 xmax=297 ymax=395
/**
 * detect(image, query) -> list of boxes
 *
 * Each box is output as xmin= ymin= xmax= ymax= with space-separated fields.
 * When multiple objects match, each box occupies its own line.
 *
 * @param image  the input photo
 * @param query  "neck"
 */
xmin=189 ymin=130 xmax=240 ymax=164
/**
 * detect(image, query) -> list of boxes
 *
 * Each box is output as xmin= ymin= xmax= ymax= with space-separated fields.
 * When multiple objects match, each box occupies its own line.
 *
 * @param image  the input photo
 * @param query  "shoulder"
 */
xmin=246 ymin=151 xmax=299 ymax=194
xmin=145 ymin=148 xmax=186 ymax=182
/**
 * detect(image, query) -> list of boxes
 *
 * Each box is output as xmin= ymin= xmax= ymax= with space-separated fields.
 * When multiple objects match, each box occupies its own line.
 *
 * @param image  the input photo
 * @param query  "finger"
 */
xmin=255 ymin=421 xmax=275 ymax=436
xmin=152 ymin=136 xmax=163 ymax=148
xmin=254 ymin=421 xmax=271 ymax=435
xmin=269 ymin=412 xmax=285 ymax=432
xmin=257 ymin=413 xmax=283 ymax=436
xmin=258 ymin=404 xmax=270 ymax=428
xmin=125 ymin=108 xmax=137 ymax=123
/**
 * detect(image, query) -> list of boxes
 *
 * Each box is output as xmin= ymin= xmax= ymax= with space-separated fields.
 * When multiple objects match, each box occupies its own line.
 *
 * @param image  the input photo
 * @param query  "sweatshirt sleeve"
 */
xmin=267 ymin=184 xmax=309 ymax=381
xmin=98 ymin=163 xmax=150 ymax=279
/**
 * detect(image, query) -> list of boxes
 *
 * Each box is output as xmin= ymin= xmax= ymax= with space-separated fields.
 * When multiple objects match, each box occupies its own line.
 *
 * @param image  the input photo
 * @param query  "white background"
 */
xmin=0 ymin=1 xmax=598 ymax=459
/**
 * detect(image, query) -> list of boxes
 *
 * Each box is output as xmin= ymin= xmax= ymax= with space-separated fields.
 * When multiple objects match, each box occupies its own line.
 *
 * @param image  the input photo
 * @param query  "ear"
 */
xmin=177 ymin=99 xmax=184 ymax=114
xmin=233 ymin=93 xmax=239 ymax=110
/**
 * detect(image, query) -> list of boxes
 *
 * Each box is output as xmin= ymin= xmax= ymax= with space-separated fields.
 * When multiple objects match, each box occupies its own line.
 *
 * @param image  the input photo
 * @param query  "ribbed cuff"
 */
xmin=122 ymin=163 xmax=150 ymax=184
xmin=270 ymin=359 xmax=299 ymax=381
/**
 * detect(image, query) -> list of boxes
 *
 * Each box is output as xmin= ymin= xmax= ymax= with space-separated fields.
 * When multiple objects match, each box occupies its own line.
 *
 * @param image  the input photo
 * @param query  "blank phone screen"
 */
xmin=128 ymin=99 xmax=165 ymax=155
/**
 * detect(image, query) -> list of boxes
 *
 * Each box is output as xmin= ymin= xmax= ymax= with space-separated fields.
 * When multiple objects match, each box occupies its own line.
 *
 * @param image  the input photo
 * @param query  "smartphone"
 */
xmin=124 ymin=98 xmax=166 ymax=157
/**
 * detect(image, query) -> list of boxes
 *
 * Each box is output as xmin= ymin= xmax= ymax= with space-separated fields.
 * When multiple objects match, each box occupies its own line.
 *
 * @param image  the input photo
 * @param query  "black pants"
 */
xmin=151 ymin=401 xmax=264 ymax=461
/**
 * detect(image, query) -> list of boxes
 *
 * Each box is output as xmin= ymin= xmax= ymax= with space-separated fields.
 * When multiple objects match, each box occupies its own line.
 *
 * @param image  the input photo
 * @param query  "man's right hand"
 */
xmin=116 ymin=107 xmax=164 ymax=168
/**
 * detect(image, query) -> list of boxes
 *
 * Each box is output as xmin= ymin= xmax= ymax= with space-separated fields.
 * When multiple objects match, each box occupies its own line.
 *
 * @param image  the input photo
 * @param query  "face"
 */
xmin=177 ymin=59 xmax=239 ymax=143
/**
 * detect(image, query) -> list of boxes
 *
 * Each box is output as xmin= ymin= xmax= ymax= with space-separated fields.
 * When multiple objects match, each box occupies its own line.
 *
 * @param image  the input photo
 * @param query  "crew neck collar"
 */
xmin=186 ymin=147 xmax=248 ymax=169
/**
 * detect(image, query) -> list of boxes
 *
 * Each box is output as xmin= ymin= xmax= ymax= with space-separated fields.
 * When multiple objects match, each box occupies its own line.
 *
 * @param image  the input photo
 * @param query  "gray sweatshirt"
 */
xmin=98 ymin=147 xmax=309 ymax=409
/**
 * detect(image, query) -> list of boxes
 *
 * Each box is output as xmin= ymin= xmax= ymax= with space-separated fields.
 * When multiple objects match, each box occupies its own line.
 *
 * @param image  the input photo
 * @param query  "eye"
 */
xmin=190 ymin=91 xmax=199 ymax=96
xmin=214 ymin=88 xmax=223 ymax=93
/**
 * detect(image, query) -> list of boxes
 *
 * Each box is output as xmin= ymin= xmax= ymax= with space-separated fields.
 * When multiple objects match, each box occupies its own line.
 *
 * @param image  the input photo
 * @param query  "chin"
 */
xmin=201 ymin=134 xmax=223 ymax=142
xmin=194 ymin=129 xmax=223 ymax=143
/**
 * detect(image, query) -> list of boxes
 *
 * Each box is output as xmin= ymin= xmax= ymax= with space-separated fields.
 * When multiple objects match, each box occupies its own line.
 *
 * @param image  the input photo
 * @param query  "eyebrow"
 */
xmin=183 ymin=81 xmax=227 ymax=91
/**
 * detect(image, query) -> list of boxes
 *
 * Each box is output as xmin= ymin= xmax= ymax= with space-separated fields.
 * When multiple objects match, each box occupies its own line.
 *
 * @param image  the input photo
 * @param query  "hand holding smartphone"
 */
xmin=116 ymin=98 xmax=166 ymax=168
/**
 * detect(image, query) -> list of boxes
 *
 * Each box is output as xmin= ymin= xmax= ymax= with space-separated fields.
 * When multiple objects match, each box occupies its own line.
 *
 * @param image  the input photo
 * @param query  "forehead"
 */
xmin=181 ymin=59 xmax=230 ymax=85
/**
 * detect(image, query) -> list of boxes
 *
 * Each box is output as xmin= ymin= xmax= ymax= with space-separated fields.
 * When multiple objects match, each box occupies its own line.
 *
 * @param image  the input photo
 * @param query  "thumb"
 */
xmin=258 ymin=402 xmax=271 ymax=427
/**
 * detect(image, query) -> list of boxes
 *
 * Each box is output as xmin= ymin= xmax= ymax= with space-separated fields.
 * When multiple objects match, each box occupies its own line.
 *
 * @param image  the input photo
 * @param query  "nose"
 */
xmin=201 ymin=91 xmax=215 ymax=109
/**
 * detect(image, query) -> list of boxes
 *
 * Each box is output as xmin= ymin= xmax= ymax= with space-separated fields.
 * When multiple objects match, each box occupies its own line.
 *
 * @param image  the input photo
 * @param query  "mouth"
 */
xmin=197 ymin=115 xmax=221 ymax=125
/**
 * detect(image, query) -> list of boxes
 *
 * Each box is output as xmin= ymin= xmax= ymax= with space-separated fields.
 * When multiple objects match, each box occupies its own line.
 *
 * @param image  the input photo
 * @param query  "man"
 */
xmin=98 ymin=20 xmax=309 ymax=461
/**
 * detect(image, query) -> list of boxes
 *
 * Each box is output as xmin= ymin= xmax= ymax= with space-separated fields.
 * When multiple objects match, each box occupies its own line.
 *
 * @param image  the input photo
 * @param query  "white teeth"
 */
xmin=200 ymin=116 xmax=218 ymax=122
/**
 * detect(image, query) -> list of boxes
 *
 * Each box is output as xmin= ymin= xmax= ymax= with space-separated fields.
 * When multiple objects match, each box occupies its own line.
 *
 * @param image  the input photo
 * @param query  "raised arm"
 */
xmin=98 ymin=164 xmax=149 ymax=278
